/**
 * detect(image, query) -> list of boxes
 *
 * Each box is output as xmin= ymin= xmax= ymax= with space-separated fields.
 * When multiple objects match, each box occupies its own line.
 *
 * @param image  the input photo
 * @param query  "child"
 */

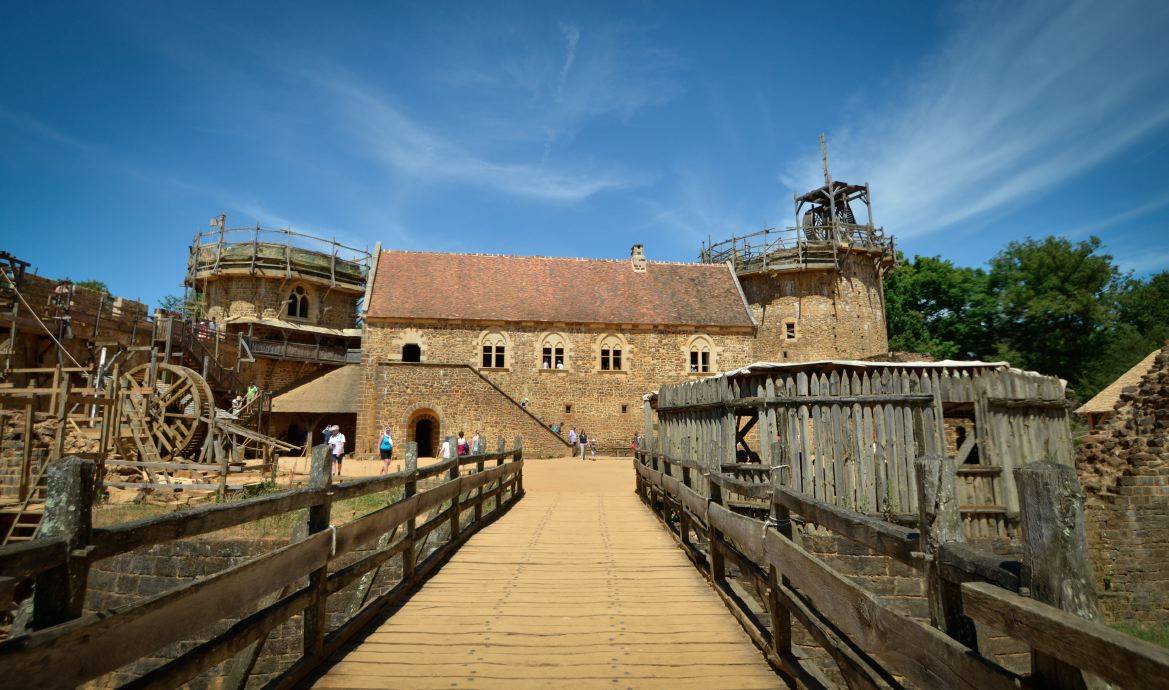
xmin=379 ymin=427 xmax=394 ymax=474
xmin=329 ymin=427 xmax=347 ymax=476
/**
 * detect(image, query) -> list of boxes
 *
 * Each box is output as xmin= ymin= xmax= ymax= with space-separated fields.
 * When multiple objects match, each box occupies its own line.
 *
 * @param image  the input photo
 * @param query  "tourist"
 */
xmin=556 ymin=360 xmax=565 ymax=370
xmin=379 ymin=427 xmax=394 ymax=474
xmin=630 ymin=432 xmax=641 ymax=453
xmin=589 ymin=436 xmax=597 ymax=460
xmin=457 ymin=431 xmax=469 ymax=456
xmin=550 ymin=422 xmax=560 ymax=434
xmin=246 ymin=383 xmax=259 ymax=404
xmin=578 ymin=430 xmax=588 ymax=461
xmin=323 ymin=424 xmax=334 ymax=445
xmin=471 ymin=430 xmax=481 ymax=455
xmin=231 ymin=395 xmax=244 ymax=416
xmin=568 ymin=427 xmax=577 ymax=452
xmin=329 ymin=427 xmax=347 ymax=476
xmin=440 ymin=436 xmax=453 ymax=460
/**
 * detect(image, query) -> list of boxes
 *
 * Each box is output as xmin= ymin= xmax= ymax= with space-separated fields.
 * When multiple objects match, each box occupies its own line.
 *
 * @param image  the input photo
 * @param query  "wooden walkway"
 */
xmin=310 ymin=458 xmax=781 ymax=689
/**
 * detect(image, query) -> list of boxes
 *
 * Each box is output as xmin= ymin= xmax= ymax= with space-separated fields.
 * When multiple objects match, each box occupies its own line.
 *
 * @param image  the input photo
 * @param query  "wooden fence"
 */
xmin=649 ymin=361 xmax=1074 ymax=538
xmin=634 ymin=439 xmax=1169 ymax=689
xmin=0 ymin=436 xmax=524 ymax=688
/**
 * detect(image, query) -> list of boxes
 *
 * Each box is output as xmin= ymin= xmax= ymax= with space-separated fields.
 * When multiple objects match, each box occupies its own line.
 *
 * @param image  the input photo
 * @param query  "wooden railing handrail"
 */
xmin=0 ymin=438 xmax=526 ymax=688
xmin=634 ymin=449 xmax=1168 ymax=690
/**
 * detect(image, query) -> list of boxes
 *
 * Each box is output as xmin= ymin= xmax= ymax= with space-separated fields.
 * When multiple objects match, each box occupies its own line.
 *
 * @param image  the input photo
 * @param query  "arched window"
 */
xmin=481 ymin=333 xmax=506 ymax=369
xmin=402 ymin=343 xmax=421 ymax=362
xmin=286 ymin=286 xmax=309 ymax=319
xmin=540 ymin=334 xmax=566 ymax=369
xmin=599 ymin=335 xmax=624 ymax=371
xmin=689 ymin=336 xmax=712 ymax=373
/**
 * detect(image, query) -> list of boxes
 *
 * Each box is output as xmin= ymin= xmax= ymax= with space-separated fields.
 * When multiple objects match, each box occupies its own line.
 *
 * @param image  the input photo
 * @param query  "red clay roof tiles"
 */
xmin=366 ymin=251 xmax=753 ymax=329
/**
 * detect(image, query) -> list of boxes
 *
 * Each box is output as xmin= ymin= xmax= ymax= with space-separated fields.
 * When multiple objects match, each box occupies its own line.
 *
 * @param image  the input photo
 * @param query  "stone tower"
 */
xmin=700 ymin=138 xmax=895 ymax=361
xmin=185 ymin=215 xmax=371 ymax=391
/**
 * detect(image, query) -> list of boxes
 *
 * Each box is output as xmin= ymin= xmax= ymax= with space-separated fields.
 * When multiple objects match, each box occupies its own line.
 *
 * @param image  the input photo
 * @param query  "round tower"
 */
xmin=700 ymin=138 xmax=895 ymax=362
xmin=185 ymin=216 xmax=371 ymax=392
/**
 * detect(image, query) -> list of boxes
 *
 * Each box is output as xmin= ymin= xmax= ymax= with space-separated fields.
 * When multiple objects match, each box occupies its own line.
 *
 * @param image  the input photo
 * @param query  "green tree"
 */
xmin=1116 ymin=271 xmax=1169 ymax=346
xmin=75 ymin=279 xmax=110 ymax=295
xmin=986 ymin=236 xmax=1122 ymax=396
xmin=884 ymin=255 xmax=997 ymax=360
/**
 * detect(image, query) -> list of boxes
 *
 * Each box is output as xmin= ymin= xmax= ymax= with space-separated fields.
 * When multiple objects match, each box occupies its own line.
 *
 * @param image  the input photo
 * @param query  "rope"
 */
xmin=0 ymin=268 xmax=83 ymax=368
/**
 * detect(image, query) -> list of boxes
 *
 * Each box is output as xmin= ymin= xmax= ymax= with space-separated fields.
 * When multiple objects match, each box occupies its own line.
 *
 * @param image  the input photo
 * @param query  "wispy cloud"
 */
xmin=311 ymin=70 xmax=646 ymax=203
xmin=781 ymin=0 xmax=1169 ymax=238
xmin=555 ymin=22 xmax=580 ymax=104
xmin=1062 ymin=191 xmax=1169 ymax=239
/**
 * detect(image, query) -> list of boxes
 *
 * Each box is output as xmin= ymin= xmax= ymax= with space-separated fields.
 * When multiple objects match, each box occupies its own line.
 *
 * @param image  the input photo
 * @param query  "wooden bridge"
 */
xmin=0 ymin=427 xmax=1168 ymax=687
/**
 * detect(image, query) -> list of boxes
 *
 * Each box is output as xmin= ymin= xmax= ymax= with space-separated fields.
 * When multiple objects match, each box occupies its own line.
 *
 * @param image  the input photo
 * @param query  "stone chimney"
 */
xmin=630 ymin=244 xmax=647 ymax=273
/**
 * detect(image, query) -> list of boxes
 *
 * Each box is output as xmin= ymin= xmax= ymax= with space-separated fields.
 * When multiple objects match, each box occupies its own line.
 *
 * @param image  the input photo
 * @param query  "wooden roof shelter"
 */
xmin=1075 ymin=348 xmax=1160 ymax=429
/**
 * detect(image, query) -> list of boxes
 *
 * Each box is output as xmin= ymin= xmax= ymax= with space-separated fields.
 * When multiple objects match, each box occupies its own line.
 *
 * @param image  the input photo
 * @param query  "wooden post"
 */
xmin=474 ymin=438 xmax=486 ymax=522
xmin=914 ymin=454 xmax=978 ymax=649
xmin=51 ymin=376 xmax=72 ymax=461
xmin=708 ymin=439 xmax=726 ymax=585
xmin=513 ymin=435 xmax=523 ymax=497
xmin=1015 ymin=462 xmax=1105 ymax=690
xmin=302 ymin=443 xmax=332 ymax=662
xmin=768 ymin=464 xmax=793 ymax=656
xmin=495 ymin=438 xmax=505 ymax=511
xmin=447 ymin=436 xmax=460 ymax=542
xmin=403 ymin=442 xmax=418 ymax=582
xmin=31 ymin=456 xmax=95 ymax=629
xmin=18 ymin=401 xmax=34 ymax=502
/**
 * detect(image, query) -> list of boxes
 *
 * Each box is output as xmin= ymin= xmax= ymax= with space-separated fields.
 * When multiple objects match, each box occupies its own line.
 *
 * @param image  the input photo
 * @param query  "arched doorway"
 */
xmin=408 ymin=409 xmax=440 ymax=457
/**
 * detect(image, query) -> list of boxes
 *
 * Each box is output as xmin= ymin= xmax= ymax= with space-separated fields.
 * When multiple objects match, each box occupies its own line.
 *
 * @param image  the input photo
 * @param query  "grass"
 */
xmin=1114 ymin=622 xmax=1169 ymax=650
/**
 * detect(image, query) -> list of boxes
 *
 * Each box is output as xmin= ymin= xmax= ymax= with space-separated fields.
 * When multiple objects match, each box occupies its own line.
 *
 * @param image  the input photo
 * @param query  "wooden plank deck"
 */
xmin=309 ymin=457 xmax=782 ymax=689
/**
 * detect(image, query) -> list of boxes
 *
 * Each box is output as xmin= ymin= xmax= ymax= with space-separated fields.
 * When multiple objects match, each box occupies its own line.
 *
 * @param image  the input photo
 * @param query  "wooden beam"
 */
xmin=962 ymin=582 xmax=1169 ymax=690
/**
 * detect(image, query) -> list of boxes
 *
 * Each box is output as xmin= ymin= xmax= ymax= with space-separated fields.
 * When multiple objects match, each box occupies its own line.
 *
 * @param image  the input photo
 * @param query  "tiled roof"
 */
xmin=366 ymin=251 xmax=754 ymax=328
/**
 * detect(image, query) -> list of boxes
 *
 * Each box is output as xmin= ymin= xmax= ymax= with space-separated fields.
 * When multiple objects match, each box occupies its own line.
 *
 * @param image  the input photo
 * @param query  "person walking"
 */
xmin=378 ymin=427 xmax=394 ymax=474
xmin=578 ymin=430 xmax=588 ymax=461
xmin=470 ymin=431 xmax=481 ymax=455
xmin=590 ymin=436 xmax=598 ymax=460
xmin=568 ymin=427 xmax=577 ymax=456
xmin=457 ymin=431 xmax=469 ymax=456
xmin=329 ymin=427 xmax=347 ymax=476
xmin=440 ymin=436 xmax=453 ymax=461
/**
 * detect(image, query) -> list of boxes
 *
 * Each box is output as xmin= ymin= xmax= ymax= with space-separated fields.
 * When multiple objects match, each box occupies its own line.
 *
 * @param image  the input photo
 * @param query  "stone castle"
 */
xmin=185 ymin=172 xmax=896 ymax=457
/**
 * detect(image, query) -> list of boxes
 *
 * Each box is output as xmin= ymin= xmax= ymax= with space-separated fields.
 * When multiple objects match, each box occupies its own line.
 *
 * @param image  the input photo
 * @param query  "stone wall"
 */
xmin=86 ymin=534 xmax=404 ymax=688
xmin=739 ymin=253 xmax=888 ymax=362
xmin=358 ymin=361 xmax=572 ymax=458
xmin=202 ymin=276 xmax=359 ymax=330
xmin=1077 ymin=344 xmax=1169 ymax=626
xmin=358 ymin=322 xmax=756 ymax=455
xmin=239 ymin=357 xmax=333 ymax=394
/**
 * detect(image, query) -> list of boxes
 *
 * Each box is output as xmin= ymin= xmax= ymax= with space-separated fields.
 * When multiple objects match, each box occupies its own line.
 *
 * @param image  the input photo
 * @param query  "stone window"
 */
xmin=688 ymin=336 xmax=713 ymax=373
xmin=621 ymin=404 xmax=628 ymax=414
xmin=402 ymin=343 xmax=421 ymax=362
xmin=540 ymin=334 xmax=566 ymax=369
xmin=599 ymin=335 xmax=624 ymax=371
xmin=565 ymin=404 xmax=572 ymax=413
xmin=480 ymin=333 xmax=506 ymax=369
xmin=785 ymin=320 xmax=797 ymax=340
xmin=286 ymin=286 xmax=309 ymax=320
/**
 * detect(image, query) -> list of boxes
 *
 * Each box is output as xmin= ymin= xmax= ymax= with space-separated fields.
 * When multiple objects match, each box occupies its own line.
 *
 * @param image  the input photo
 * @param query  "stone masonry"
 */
xmin=357 ymin=323 xmax=755 ymax=456
xmin=1077 ymin=343 xmax=1169 ymax=626
xmin=740 ymin=253 xmax=888 ymax=361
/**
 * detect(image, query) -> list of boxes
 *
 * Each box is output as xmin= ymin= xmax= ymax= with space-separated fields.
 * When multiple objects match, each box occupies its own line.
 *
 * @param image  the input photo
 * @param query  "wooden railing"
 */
xmin=634 ymin=444 xmax=1169 ymax=690
xmin=0 ymin=437 xmax=524 ymax=688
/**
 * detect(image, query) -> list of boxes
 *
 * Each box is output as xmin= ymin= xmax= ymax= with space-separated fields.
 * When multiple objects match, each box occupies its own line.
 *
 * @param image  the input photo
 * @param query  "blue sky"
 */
xmin=3 ymin=1 xmax=1169 ymax=308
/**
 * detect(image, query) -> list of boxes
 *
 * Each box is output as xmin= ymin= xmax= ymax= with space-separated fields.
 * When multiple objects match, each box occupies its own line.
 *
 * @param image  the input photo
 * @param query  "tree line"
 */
xmin=884 ymin=236 xmax=1169 ymax=402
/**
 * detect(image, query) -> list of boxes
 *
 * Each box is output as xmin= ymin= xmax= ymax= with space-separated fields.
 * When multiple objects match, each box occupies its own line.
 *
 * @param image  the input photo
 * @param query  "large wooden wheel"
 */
xmin=121 ymin=363 xmax=215 ymax=461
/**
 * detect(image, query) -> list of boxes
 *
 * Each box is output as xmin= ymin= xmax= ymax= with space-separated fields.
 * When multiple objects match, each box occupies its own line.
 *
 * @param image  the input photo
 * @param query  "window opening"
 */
xmin=541 ymin=338 xmax=565 ymax=369
xmin=785 ymin=321 xmax=797 ymax=340
xmin=565 ymin=404 xmax=572 ymax=414
xmin=286 ymin=286 xmax=309 ymax=319
xmin=481 ymin=334 xmax=506 ymax=368
xmin=402 ymin=343 xmax=421 ymax=362
xmin=599 ymin=335 xmax=623 ymax=371
xmin=621 ymin=404 xmax=628 ymax=414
